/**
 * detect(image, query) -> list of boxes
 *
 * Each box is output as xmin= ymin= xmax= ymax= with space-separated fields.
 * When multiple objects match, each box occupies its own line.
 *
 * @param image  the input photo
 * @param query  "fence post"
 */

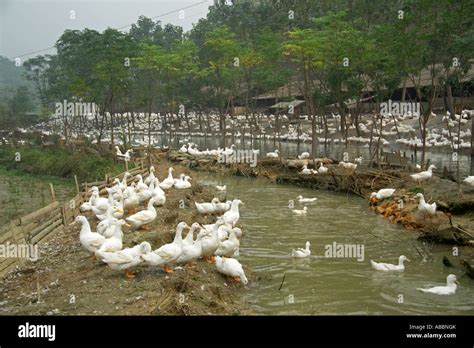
xmin=60 ymin=206 xmax=67 ymax=227
xmin=49 ymin=183 xmax=56 ymax=202
xmin=74 ymin=175 xmax=80 ymax=194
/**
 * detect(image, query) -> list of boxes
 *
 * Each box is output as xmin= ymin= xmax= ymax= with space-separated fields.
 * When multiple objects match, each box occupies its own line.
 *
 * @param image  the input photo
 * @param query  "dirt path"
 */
xmin=0 ymin=161 xmax=254 ymax=315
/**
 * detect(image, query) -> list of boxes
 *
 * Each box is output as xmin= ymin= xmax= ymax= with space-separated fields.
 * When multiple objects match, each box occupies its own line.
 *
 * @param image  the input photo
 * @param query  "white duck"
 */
xmin=80 ymin=194 xmax=95 ymax=212
xmin=216 ymin=185 xmax=227 ymax=191
xmin=292 ymin=206 xmax=307 ymax=215
xmin=300 ymin=165 xmax=313 ymax=175
xmin=221 ymin=199 xmax=243 ymax=226
xmin=318 ymin=163 xmax=328 ymax=174
xmin=298 ymin=152 xmax=310 ymax=159
xmin=266 ymin=149 xmax=279 ymax=158
xmin=89 ymin=190 xmax=110 ymax=217
xmin=178 ymin=144 xmax=188 ymax=153
xmin=151 ymin=178 xmax=166 ymax=206
xmin=176 ymin=233 xmax=204 ymax=268
xmin=216 ymin=224 xmax=240 ymax=241
xmin=415 ymin=193 xmax=437 ymax=215
xmin=142 ymin=222 xmax=188 ymax=273
xmin=202 ymin=220 xmax=225 ymax=262
xmin=123 ymin=184 xmax=139 ymax=213
xmin=97 ymin=242 xmax=151 ymax=278
xmin=463 ymin=176 xmax=474 ymax=186
xmin=159 ymin=167 xmax=175 ymax=190
xmin=339 ymin=161 xmax=357 ymax=170
xmin=297 ymin=195 xmax=317 ymax=203
xmin=118 ymin=172 xmax=130 ymax=191
xmin=74 ymin=216 xmax=105 ymax=258
xmin=212 ymin=198 xmax=231 ymax=214
xmin=96 ymin=206 xmax=124 ymax=237
xmin=411 ymin=164 xmax=436 ymax=183
xmin=195 ymin=200 xmax=216 ymax=214
xmin=125 ymin=197 xmax=157 ymax=230
xmin=214 ymin=231 xmax=240 ymax=257
xmin=136 ymin=175 xmax=153 ymax=203
xmin=370 ymin=255 xmax=410 ymax=271
xmin=144 ymin=166 xmax=156 ymax=186
xmin=370 ymin=188 xmax=396 ymax=201
xmin=95 ymin=219 xmax=127 ymax=261
xmin=417 ymin=274 xmax=459 ymax=295
xmin=291 ymin=241 xmax=311 ymax=258
xmin=174 ymin=175 xmax=192 ymax=189
xmin=182 ymin=222 xmax=201 ymax=248
xmin=215 ymin=256 xmax=248 ymax=285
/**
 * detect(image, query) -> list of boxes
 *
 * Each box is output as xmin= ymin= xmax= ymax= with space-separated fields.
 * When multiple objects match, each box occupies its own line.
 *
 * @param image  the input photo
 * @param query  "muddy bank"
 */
xmin=0 ymin=160 xmax=254 ymax=315
xmin=167 ymin=150 xmax=474 ymax=246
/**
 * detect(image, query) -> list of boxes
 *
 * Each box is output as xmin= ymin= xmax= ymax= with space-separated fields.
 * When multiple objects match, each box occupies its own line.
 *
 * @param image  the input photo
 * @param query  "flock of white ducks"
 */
xmin=74 ymin=166 xmax=248 ymax=284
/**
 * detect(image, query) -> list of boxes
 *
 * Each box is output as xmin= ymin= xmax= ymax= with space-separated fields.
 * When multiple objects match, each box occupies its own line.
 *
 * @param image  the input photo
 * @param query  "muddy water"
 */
xmin=148 ymin=134 xmax=473 ymax=176
xmin=204 ymin=175 xmax=474 ymax=315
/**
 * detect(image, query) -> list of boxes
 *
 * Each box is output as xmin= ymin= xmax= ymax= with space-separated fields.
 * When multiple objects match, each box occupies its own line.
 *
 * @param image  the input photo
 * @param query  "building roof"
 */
xmin=255 ymin=60 xmax=474 ymax=100
xmin=270 ymin=100 xmax=305 ymax=109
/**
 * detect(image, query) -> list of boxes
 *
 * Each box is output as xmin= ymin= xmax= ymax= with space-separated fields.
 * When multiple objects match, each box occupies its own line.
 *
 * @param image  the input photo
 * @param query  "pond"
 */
xmin=203 ymin=175 xmax=474 ymax=315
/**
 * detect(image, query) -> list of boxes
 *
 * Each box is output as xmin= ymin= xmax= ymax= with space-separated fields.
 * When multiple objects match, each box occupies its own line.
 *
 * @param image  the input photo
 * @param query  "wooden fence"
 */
xmin=0 ymin=160 xmax=149 ymax=278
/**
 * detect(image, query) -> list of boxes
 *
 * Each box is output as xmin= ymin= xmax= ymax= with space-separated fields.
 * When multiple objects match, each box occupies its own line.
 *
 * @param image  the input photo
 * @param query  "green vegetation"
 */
xmin=1 ymin=0 xmax=473 ymax=157
xmin=0 ymin=146 xmax=124 ymax=182
xmin=0 ymin=56 xmax=38 ymax=127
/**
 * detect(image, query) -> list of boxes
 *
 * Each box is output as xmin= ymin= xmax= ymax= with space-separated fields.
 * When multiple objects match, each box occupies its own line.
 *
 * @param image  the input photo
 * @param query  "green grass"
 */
xmin=0 ymin=146 xmax=125 ymax=183
xmin=0 ymin=166 xmax=74 ymax=187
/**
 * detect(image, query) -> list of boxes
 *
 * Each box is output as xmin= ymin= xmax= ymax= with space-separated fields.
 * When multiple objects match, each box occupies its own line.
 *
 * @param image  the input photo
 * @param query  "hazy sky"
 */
xmin=0 ymin=0 xmax=212 ymax=61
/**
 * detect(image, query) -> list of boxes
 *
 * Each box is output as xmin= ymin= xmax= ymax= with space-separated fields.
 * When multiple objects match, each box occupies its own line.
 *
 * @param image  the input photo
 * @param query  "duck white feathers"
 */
xmin=415 ymin=193 xmax=437 ymax=215
xmin=296 ymin=195 xmax=317 ymax=203
xmin=159 ymin=167 xmax=175 ymax=190
xmin=215 ymin=256 xmax=248 ymax=285
xmin=74 ymin=215 xmax=106 ymax=256
xmin=291 ymin=241 xmax=311 ymax=258
xmin=125 ymin=197 xmax=157 ymax=229
xmin=370 ymin=255 xmax=410 ymax=271
xmin=411 ymin=165 xmax=436 ymax=182
xmin=97 ymin=242 xmax=151 ymax=278
xmin=370 ymin=188 xmax=396 ymax=200
xmin=417 ymin=274 xmax=459 ymax=295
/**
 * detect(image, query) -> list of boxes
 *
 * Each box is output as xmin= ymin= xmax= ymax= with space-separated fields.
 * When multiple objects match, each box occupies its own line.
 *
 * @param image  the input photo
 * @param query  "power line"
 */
xmin=8 ymin=0 xmax=210 ymax=61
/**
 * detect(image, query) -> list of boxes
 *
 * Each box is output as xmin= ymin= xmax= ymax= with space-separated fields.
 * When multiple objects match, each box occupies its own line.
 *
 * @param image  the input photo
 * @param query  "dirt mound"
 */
xmin=0 ymin=162 xmax=253 ymax=315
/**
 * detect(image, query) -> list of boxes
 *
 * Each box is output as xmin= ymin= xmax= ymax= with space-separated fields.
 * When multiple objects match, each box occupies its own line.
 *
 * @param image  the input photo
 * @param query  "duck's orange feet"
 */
xmin=163 ymin=264 xmax=174 ymax=273
xmin=141 ymin=224 xmax=150 ymax=230
xmin=91 ymin=254 xmax=96 ymax=261
xmin=124 ymin=270 xmax=135 ymax=278
xmin=185 ymin=262 xmax=196 ymax=269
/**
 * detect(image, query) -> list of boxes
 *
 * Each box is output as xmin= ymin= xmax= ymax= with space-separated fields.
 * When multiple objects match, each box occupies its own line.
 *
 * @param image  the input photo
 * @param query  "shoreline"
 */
xmin=167 ymin=150 xmax=474 ymax=246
